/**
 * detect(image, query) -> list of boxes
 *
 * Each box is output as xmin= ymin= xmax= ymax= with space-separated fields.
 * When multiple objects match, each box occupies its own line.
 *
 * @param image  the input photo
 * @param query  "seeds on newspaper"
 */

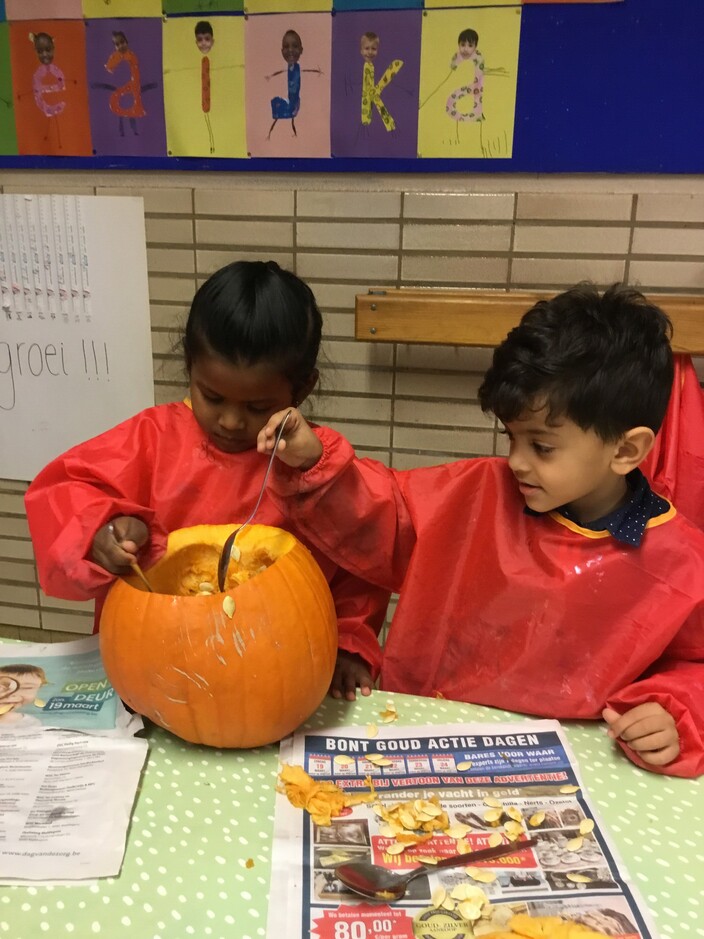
xmin=488 ymin=832 xmax=504 ymax=848
xmin=333 ymin=755 xmax=355 ymax=767
xmin=559 ymin=784 xmax=580 ymax=794
xmin=483 ymin=796 xmax=502 ymax=808
xmin=465 ymin=867 xmax=497 ymax=884
xmin=505 ymin=806 xmax=523 ymax=822
xmin=366 ymin=753 xmax=392 ymax=767
xmin=504 ymin=820 xmax=524 ymax=841
xmin=528 ymin=811 xmax=546 ymax=827
xmin=456 ymin=760 xmax=473 ymax=771
xmin=579 ymin=818 xmax=595 ymax=835
xmin=483 ymin=808 xmax=503 ymax=825
xmin=431 ymin=886 xmax=446 ymax=908
xmin=566 ymin=836 xmax=584 ymax=852
xmin=386 ymin=842 xmax=406 ymax=855
xmin=567 ymin=872 xmax=593 ymax=883
xmin=446 ymin=823 xmax=471 ymax=840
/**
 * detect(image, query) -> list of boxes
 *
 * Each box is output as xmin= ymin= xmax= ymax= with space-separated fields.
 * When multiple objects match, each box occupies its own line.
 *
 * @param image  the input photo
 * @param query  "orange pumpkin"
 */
xmin=99 ymin=524 xmax=337 ymax=748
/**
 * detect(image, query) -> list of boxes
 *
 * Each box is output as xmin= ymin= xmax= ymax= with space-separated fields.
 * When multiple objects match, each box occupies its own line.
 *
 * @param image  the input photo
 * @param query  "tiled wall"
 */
xmin=1 ymin=171 xmax=703 ymax=641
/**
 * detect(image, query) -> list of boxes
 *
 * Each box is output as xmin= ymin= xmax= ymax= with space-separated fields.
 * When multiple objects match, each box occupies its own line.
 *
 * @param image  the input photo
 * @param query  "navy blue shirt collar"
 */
xmin=526 ymin=469 xmax=670 ymax=546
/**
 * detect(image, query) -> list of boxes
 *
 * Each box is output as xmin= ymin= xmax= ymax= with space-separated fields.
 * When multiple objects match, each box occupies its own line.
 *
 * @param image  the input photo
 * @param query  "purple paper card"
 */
xmin=331 ymin=9 xmax=421 ymax=159
xmin=85 ymin=17 xmax=166 ymax=157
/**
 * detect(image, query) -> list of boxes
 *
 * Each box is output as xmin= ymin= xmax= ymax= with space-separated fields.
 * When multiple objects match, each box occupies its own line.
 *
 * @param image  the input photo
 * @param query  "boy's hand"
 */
xmin=91 ymin=516 xmax=149 ymax=574
xmin=257 ymin=408 xmax=322 ymax=471
xmin=602 ymin=704 xmax=680 ymax=767
xmin=329 ymin=651 xmax=374 ymax=702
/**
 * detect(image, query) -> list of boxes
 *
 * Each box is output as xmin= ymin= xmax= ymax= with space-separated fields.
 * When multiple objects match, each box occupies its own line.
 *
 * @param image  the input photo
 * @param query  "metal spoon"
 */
xmin=217 ymin=409 xmax=293 ymax=592
xmin=335 ymin=838 xmax=537 ymax=902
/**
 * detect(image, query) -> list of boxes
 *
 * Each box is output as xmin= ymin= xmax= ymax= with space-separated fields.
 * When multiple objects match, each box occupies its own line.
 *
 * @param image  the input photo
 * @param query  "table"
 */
xmin=2 ymin=691 xmax=702 ymax=939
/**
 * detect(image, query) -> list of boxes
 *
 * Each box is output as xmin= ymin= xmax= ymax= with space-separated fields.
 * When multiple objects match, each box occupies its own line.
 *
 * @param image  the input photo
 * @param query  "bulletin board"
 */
xmin=0 ymin=0 xmax=701 ymax=174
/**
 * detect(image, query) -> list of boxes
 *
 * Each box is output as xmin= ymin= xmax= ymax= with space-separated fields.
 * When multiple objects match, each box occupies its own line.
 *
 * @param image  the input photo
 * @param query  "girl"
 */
xmin=25 ymin=261 xmax=388 ymax=700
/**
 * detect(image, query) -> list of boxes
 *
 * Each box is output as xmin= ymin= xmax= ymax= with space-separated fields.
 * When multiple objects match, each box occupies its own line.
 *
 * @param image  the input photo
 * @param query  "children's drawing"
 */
xmin=266 ymin=28 xmax=322 ymax=140
xmin=163 ymin=14 xmax=246 ymax=159
xmin=27 ymin=32 xmax=67 ymax=148
xmin=421 ymin=27 xmax=508 ymax=148
xmin=195 ymin=20 xmax=215 ymax=152
xmin=360 ymin=31 xmax=403 ymax=132
xmin=90 ymin=30 xmax=157 ymax=137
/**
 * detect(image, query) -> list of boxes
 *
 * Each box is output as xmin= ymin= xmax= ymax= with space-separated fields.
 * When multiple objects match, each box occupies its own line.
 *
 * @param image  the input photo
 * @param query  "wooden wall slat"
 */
xmin=356 ymin=290 xmax=704 ymax=354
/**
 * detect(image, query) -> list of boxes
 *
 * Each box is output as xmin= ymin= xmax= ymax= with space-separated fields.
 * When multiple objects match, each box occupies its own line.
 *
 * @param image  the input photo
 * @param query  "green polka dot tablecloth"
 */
xmin=1 ymin=692 xmax=701 ymax=939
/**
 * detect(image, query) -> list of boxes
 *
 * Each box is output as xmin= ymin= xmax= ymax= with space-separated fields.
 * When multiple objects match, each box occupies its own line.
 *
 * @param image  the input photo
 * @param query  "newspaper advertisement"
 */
xmin=269 ymin=720 xmax=659 ymax=939
xmin=0 ymin=636 xmax=148 ymax=881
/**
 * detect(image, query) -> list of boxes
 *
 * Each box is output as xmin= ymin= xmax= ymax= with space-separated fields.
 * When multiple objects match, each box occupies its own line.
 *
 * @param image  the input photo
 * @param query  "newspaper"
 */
xmin=0 ymin=635 xmax=142 ymax=737
xmin=269 ymin=720 xmax=659 ymax=939
xmin=0 ymin=636 xmax=148 ymax=881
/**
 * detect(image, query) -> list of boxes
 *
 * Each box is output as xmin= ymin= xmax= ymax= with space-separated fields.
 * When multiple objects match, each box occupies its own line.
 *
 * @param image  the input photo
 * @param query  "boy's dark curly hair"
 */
xmin=478 ymin=283 xmax=674 ymax=441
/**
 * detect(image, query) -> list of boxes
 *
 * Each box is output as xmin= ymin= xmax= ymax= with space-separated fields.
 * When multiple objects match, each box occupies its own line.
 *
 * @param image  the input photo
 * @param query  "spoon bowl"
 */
xmin=335 ymin=838 xmax=537 ymax=901
xmin=217 ymin=409 xmax=293 ymax=592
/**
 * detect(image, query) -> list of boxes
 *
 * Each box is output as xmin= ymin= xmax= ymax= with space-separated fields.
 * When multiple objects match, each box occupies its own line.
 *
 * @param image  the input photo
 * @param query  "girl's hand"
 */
xmin=329 ymin=651 xmax=374 ymax=701
xmin=602 ymin=703 xmax=680 ymax=767
xmin=257 ymin=408 xmax=322 ymax=470
xmin=90 ymin=516 xmax=149 ymax=574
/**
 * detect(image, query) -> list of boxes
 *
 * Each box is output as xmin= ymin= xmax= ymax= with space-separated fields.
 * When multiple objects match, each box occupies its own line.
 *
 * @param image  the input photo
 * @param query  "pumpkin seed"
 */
xmin=559 ymin=784 xmax=580 ymax=794
xmin=457 ymin=899 xmax=484 ymax=921
xmin=222 ymin=596 xmax=236 ymax=618
xmin=465 ymin=867 xmax=496 ymax=884
xmin=230 ymin=544 xmax=241 ymax=563
xmin=366 ymin=722 xmax=379 ymax=738
xmin=579 ymin=818 xmax=595 ymax=835
xmin=528 ymin=812 xmax=546 ymax=827
xmin=431 ymin=886 xmax=446 ymax=908
xmin=385 ymin=842 xmax=406 ymax=855
xmin=566 ymin=872 xmax=593 ymax=883
xmin=566 ymin=836 xmax=584 ymax=851
xmin=333 ymin=755 xmax=354 ymax=766
xmin=488 ymin=832 xmax=504 ymax=848
xmin=456 ymin=760 xmax=473 ymax=770
xmin=483 ymin=808 xmax=503 ymax=824
xmin=483 ymin=796 xmax=502 ymax=808
xmin=446 ymin=823 xmax=471 ymax=840
xmin=505 ymin=806 xmax=523 ymax=822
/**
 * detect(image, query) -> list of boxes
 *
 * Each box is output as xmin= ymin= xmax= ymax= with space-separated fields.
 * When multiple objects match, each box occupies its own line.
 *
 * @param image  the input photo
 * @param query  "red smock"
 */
xmin=270 ymin=430 xmax=704 ymax=778
xmin=24 ymin=403 xmax=388 ymax=677
xmin=642 ymin=354 xmax=704 ymax=531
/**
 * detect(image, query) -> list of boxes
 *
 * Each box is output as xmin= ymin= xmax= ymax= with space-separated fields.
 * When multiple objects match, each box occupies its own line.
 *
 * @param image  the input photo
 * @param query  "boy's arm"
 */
xmin=604 ymin=632 xmax=704 ymax=779
xmin=259 ymin=410 xmax=417 ymax=594
xmin=328 ymin=566 xmax=388 ymax=699
xmin=24 ymin=412 xmax=165 ymax=601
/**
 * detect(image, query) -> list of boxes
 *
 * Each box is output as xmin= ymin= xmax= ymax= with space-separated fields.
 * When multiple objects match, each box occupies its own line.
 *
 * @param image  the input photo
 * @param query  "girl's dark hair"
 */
xmin=478 ymin=283 xmax=674 ymax=441
xmin=458 ymin=29 xmax=479 ymax=46
xmin=195 ymin=21 xmax=213 ymax=37
xmin=32 ymin=32 xmax=54 ymax=48
xmin=183 ymin=260 xmax=322 ymax=395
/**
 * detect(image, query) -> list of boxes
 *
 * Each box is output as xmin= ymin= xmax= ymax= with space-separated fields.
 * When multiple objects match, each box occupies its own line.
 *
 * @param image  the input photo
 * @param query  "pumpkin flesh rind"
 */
xmin=99 ymin=525 xmax=337 ymax=748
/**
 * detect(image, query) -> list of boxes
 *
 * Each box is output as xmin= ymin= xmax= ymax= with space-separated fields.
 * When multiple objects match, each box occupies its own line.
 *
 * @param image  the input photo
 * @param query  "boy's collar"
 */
xmin=525 ymin=469 xmax=670 ymax=546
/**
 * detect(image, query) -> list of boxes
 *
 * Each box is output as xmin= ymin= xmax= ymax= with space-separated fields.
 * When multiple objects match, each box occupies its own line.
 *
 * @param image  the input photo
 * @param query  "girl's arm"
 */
xmin=259 ymin=412 xmax=417 ymax=594
xmin=24 ymin=410 xmax=166 ymax=602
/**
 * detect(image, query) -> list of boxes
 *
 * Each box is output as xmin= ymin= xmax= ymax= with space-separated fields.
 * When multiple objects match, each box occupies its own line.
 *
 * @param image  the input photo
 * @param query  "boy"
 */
xmin=258 ymin=284 xmax=704 ymax=778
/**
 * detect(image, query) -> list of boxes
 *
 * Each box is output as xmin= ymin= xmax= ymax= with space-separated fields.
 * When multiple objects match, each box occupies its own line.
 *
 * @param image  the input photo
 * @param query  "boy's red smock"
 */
xmin=641 ymin=354 xmax=704 ymax=530
xmin=270 ymin=430 xmax=704 ymax=778
xmin=24 ymin=403 xmax=388 ymax=678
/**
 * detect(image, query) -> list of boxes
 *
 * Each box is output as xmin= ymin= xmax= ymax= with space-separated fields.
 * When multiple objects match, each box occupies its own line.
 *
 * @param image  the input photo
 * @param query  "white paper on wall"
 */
xmin=0 ymin=195 xmax=154 ymax=481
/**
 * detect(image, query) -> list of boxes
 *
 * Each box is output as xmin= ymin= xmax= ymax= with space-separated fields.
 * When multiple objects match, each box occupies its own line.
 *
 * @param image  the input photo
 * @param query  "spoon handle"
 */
xmin=408 ymin=837 xmax=537 ymax=881
xmin=217 ymin=409 xmax=294 ymax=592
